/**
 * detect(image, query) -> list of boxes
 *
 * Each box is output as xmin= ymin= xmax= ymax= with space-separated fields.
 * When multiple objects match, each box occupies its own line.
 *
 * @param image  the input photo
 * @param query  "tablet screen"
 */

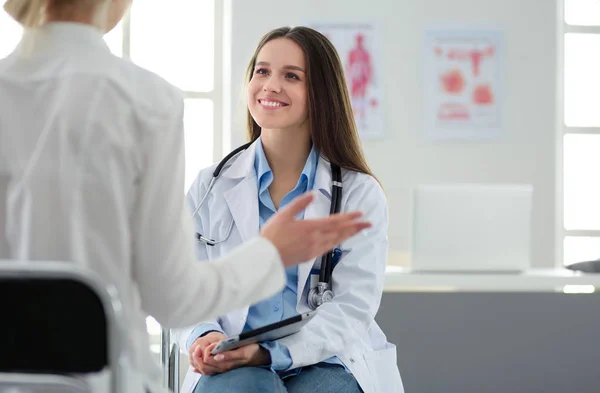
xmin=238 ymin=313 xmax=304 ymax=341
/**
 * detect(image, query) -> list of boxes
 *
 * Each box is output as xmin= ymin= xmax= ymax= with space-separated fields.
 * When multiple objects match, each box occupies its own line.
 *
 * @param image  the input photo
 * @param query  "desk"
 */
xmin=383 ymin=266 xmax=600 ymax=292
xmin=377 ymin=268 xmax=600 ymax=393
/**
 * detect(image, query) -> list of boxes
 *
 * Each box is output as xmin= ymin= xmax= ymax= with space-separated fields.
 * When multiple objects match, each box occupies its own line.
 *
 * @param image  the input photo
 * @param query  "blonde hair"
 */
xmin=3 ymin=0 xmax=102 ymax=27
xmin=4 ymin=0 xmax=45 ymax=27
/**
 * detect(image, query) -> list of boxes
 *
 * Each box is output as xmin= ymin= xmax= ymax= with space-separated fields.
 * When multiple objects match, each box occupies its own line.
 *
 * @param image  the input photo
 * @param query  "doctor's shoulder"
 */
xmin=340 ymin=169 xmax=387 ymax=217
xmin=341 ymin=170 xmax=386 ymax=203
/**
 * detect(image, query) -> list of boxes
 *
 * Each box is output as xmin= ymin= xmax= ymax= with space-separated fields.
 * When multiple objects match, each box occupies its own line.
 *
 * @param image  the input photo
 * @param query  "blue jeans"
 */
xmin=194 ymin=363 xmax=364 ymax=393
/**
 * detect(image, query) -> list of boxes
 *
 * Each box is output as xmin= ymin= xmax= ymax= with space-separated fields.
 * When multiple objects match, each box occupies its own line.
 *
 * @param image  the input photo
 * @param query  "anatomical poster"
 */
xmin=423 ymin=28 xmax=504 ymax=141
xmin=310 ymin=22 xmax=384 ymax=139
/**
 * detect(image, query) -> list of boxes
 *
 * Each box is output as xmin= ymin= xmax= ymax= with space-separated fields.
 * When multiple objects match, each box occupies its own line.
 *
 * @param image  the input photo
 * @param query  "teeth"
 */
xmin=262 ymin=100 xmax=283 ymax=107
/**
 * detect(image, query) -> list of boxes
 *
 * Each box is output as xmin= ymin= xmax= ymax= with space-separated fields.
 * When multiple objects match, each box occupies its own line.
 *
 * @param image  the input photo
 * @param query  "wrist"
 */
xmin=251 ymin=345 xmax=271 ymax=367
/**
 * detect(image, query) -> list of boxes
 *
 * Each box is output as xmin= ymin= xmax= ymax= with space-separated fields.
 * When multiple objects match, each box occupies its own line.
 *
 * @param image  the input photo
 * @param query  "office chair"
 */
xmin=160 ymin=329 xmax=180 ymax=393
xmin=0 ymin=373 xmax=91 ymax=393
xmin=0 ymin=261 xmax=127 ymax=393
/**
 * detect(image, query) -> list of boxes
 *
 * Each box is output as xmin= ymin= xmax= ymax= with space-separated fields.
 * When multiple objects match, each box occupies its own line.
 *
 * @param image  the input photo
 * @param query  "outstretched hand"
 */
xmin=261 ymin=192 xmax=371 ymax=268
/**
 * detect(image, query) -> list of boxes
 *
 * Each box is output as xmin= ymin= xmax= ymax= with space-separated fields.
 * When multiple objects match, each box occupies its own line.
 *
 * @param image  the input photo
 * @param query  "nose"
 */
xmin=263 ymin=75 xmax=282 ymax=93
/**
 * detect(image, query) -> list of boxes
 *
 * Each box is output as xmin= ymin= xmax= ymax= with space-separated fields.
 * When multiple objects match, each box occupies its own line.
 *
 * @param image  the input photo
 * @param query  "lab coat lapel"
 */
xmin=297 ymin=156 xmax=333 ymax=304
xmin=221 ymin=140 xmax=260 ymax=242
xmin=223 ymin=175 xmax=259 ymax=243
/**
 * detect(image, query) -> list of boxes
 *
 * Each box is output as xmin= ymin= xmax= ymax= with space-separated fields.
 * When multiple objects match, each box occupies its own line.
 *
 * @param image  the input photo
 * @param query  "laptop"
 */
xmin=410 ymin=184 xmax=533 ymax=273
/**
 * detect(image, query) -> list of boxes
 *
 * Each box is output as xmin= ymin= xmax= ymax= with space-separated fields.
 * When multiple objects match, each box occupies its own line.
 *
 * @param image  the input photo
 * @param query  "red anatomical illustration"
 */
xmin=473 ymin=83 xmax=494 ymax=104
xmin=440 ymin=68 xmax=465 ymax=94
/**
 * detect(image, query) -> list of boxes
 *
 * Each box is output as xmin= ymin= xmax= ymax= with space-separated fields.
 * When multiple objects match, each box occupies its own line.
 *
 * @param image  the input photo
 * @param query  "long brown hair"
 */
xmin=245 ymin=26 xmax=376 ymax=179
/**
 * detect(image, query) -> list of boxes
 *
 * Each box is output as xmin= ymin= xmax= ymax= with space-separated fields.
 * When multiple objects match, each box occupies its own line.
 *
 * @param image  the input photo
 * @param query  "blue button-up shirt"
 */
xmin=187 ymin=138 xmax=347 ymax=375
xmin=245 ymin=138 xmax=318 ymax=373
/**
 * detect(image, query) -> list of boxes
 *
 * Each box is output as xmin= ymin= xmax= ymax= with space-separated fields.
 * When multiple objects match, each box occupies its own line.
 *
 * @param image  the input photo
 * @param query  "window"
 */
xmin=1 ymin=1 xmax=225 ymax=355
xmin=560 ymin=0 xmax=600 ymax=265
xmin=0 ymin=7 xmax=21 ymax=58
xmin=125 ymin=1 xmax=220 ymax=192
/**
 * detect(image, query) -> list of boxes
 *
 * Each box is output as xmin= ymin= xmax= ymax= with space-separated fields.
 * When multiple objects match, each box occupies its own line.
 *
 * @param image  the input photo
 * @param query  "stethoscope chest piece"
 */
xmin=308 ymin=282 xmax=334 ymax=309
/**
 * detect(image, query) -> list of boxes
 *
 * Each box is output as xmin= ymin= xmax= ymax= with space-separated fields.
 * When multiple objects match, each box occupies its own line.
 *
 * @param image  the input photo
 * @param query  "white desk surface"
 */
xmin=383 ymin=266 xmax=600 ymax=292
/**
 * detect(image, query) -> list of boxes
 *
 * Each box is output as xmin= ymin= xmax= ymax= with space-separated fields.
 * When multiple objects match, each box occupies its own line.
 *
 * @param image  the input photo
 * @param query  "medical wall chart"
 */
xmin=310 ymin=21 xmax=385 ymax=140
xmin=423 ymin=28 xmax=504 ymax=141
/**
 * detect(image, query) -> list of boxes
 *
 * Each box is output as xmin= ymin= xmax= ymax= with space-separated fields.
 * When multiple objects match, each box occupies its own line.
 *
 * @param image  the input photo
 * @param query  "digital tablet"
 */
xmin=210 ymin=311 xmax=317 ymax=355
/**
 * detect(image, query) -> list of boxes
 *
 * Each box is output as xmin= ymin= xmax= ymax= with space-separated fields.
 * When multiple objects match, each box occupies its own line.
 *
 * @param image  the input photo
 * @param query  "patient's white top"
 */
xmin=0 ymin=22 xmax=284 ymax=380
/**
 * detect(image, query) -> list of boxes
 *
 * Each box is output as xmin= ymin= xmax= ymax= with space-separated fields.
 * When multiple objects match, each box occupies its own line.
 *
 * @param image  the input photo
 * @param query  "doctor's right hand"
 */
xmin=261 ymin=192 xmax=371 ymax=268
xmin=189 ymin=331 xmax=226 ymax=375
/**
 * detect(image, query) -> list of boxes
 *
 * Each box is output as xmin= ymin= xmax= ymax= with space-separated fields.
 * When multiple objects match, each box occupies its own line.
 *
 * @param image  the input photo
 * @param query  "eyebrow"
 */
xmin=255 ymin=61 xmax=305 ymax=73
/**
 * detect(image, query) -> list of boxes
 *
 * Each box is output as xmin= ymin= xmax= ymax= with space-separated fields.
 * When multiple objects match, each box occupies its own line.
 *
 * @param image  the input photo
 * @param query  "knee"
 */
xmin=195 ymin=367 xmax=283 ymax=393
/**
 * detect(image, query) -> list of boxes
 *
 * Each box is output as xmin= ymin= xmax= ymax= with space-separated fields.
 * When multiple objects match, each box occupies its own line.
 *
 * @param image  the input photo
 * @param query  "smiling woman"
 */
xmin=177 ymin=26 xmax=403 ymax=393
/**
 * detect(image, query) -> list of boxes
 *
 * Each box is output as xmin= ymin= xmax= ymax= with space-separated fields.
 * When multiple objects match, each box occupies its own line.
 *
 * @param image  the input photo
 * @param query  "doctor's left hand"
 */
xmin=200 ymin=343 xmax=271 ymax=375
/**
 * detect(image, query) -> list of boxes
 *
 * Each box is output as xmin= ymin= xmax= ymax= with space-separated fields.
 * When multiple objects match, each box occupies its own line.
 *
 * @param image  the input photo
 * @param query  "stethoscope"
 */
xmin=192 ymin=142 xmax=343 ymax=310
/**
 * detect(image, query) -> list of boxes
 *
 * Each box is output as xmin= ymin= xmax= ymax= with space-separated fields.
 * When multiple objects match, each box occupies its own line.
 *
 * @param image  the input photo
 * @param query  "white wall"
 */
xmin=225 ymin=0 xmax=558 ymax=268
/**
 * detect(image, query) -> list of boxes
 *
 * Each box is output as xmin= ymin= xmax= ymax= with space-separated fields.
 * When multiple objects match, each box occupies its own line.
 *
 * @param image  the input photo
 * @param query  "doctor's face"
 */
xmin=247 ymin=38 xmax=309 ymax=131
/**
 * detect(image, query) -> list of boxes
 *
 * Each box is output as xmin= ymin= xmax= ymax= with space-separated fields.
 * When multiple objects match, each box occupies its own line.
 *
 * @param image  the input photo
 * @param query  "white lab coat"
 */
xmin=0 ymin=23 xmax=287 ymax=391
xmin=174 ymin=140 xmax=404 ymax=393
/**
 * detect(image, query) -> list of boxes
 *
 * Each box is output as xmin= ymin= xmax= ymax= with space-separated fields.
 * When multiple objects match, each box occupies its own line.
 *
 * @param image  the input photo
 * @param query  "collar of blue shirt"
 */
xmin=254 ymin=137 xmax=319 ymax=200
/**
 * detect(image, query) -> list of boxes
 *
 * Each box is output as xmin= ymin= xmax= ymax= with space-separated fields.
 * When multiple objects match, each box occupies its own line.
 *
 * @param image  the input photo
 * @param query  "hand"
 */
xmin=189 ymin=332 xmax=226 ymax=374
xmin=199 ymin=343 xmax=270 ymax=375
xmin=261 ymin=193 xmax=372 ymax=268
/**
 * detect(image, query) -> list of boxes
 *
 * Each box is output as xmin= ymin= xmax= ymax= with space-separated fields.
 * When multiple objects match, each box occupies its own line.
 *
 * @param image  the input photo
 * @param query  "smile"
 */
xmin=258 ymin=99 xmax=289 ymax=108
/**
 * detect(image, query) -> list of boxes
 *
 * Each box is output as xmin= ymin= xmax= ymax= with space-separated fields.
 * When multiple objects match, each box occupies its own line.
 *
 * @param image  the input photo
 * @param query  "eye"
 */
xmin=286 ymin=73 xmax=300 ymax=80
xmin=255 ymin=68 xmax=269 ymax=75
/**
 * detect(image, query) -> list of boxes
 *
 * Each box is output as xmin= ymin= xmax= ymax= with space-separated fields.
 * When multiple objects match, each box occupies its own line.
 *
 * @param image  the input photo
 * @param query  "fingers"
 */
xmin=209 ymin=346 xmax=250 ymax=368
xmin=202 ymin=343 xmax=228 ymax=368
xmin=203 ymin=343 xmax=218 ymax=364
xmin=213 ymin=346 xmax=247 ymax=363
xmin=301 ymin=211 xmax=365 ymax=231
xmin=276 ymin=192 xmax=314 ymax=219
xmin=301 ymin=215 xmax=371 ymax=242
xmin=201 ymin=344 xmax=245 ymax=373
xmin=190 ymin=345 xmax=203 ymax=370
xmin=331 ymin=220 xmax=372 ymax=241
xmin=336 ymin=220 xmax=372 ymax=235
xmin=294 ymin=213 xmax=371 ymax=260
xmin=194 ymin=355 xmax=222 ymax=375
xmin=312 ymin=221 xmax=372 ymax=253
xmin=189 ymin=344 xmax=201 ymax=369
xmin=194 ymin=344 xmax=205 ymax=359
xmin=192 ymin=344 xmax=225 ymax=375
xmin=190 ymin=351 xmax=202 ymax=372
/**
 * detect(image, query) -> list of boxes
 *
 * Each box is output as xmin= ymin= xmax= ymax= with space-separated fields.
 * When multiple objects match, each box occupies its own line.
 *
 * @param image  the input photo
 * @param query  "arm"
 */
xmin=277 ymin=176 xmax=388 ymax=369
xmin=131 ymin=95 xmax=286 ymax=329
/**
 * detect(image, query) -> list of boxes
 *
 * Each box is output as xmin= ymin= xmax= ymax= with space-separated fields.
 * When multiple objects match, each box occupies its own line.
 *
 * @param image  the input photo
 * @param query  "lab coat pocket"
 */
xmin=363 ymin=343 xmax=404 ymax=393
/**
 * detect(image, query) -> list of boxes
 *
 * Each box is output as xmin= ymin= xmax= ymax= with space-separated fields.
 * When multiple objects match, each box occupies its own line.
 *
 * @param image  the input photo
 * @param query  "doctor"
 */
xmin=0 ymin=2 xmax=371 ymax=391
xmin=175 ymin=27 xmax=403 ymax=393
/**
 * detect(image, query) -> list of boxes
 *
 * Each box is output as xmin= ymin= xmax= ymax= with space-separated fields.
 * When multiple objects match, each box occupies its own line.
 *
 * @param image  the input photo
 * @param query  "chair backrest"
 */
xmin=0 ymin=261 xmax=126 ymax=392
xmin=0 ymin=373 xmax=91 ymax=393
